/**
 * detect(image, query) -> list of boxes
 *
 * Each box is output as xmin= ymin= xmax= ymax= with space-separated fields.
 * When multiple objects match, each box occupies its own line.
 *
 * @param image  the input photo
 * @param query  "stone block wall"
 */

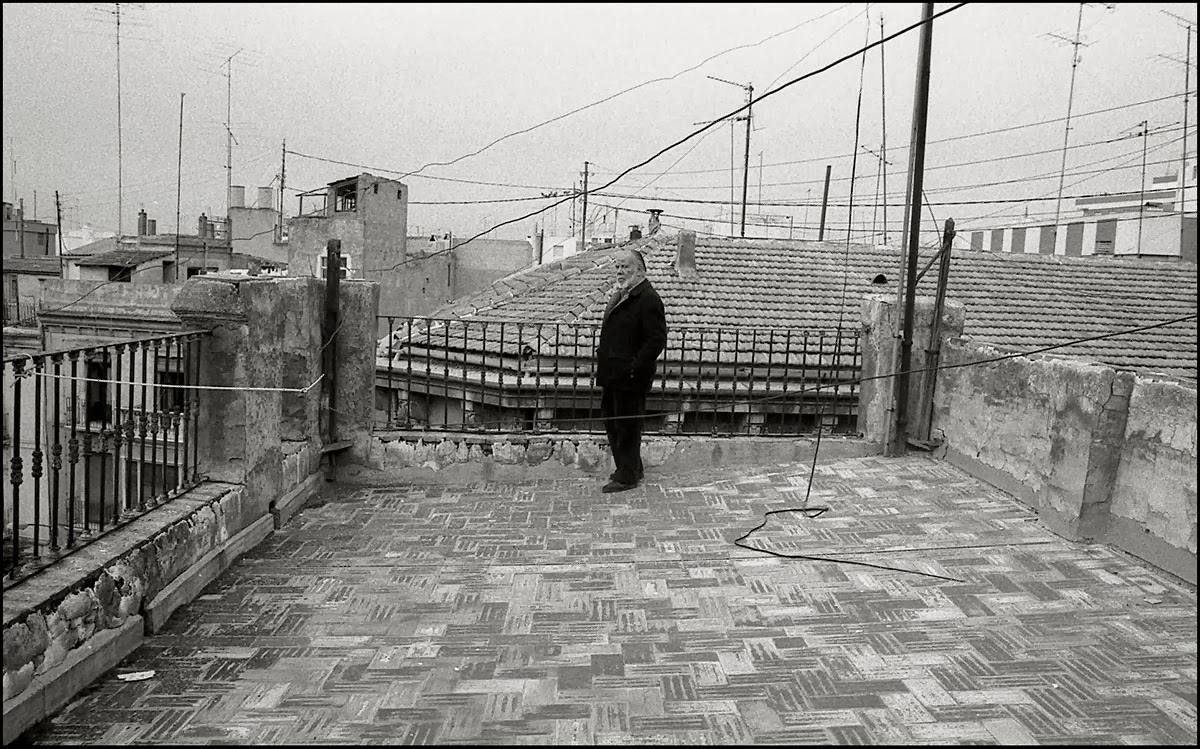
xmin=349 ymin=432 xmax=873 ymax=484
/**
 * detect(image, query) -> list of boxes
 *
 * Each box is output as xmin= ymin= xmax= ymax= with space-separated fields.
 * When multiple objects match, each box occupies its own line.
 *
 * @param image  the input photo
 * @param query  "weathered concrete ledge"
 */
xmin=3 ymin=615 xmax=144 ymax=745
xmin=345 ymin=431 xmax=874 ymax=484
xmin=144 ymin=514 xmax=275 ymax=634
xmin=2 ymin=463 xmax=325 ymax=743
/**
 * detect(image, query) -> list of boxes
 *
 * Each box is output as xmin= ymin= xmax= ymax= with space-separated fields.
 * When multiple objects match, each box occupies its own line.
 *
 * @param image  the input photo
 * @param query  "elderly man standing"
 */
xmin=596 ymin=248 xmax=668 ymax=493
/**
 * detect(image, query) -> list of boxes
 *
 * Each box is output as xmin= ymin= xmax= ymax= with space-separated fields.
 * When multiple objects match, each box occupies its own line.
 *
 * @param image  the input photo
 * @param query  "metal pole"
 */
xmin=880 ymin=14 xmax=889 ymax=245
xmin=889 ymin=1 xmax=935 ymax=457
xmin=1180 ymin=25 xmax=1193 ymax=250
xmin=175 ymin=92 xmax=184 ymax=282
xmin=740 ymin=85 xmax=753 ymax=237
xmin=1138 ymin=119 xmax=1148 ymax=255
xmin=730 ymin=120 xmax=736 ymax=237
xmin=1053 ymin=3 xmax=1084 ymax=230
xmin=116 ymin=3 xmax=122 ymax=238
xmin=818 ymin=165 xmax=832 ymax=240
xmin=1182 ymin=27 xmax=1192 ymax=217
xmin=279 ymin=139 xmax=286 ymax=244
xmin=18 ymin=197 xmax=25 ymax=257
xmin=581 ymin=161 xmax=589 ymax=249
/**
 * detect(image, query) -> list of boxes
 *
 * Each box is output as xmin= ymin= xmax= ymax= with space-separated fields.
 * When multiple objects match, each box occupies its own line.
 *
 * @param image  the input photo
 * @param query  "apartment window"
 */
xmin=86 ymin=353 xmax=112 ymax=423
xmin=334 ymin=183 xmax=357 ymax=212
xmin=156 ymin=369 xmax=186 ymax=414
xmin=319 ymin=253 xmax=351 ymax=280
xmin=186 ymin=266 xmax=218 ymax=278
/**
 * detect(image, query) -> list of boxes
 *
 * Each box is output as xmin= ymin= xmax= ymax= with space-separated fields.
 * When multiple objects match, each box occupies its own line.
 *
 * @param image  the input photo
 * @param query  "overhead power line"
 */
xmin=364 ymin=2 xmax=968 ymax=273
xmin=591 ymin=90 xmax=1193 ymax=177
xmin=364 ymin=3 xmax=857 ymax=182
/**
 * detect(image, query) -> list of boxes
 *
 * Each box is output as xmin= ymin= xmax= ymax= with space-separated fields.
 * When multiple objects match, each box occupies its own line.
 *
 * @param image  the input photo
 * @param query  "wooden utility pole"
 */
xmin=175 ymin=92 xmax=185 ymax=282
xmin=55 ymin=191 xmax=64 ymax=258
xmin=914 ymin=218 xmax=956 ymax=443
xmin=740 ymin=84 xmax=754 ymax=237
xmin=322 ymin=239 xmax=342 ymax=477
xmin=581 ymin=162 xmax=590 ymax=249
xmin=817 ymin=165 xmax=832 ymax=240
xmin=18 ymin=198 xmax=25 ymax=257
xmin=887 ymin=1 xmax=936 ymax=458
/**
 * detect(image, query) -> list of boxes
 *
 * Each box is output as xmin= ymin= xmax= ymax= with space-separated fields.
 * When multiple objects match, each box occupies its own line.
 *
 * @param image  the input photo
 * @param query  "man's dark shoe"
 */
xmin=602 ymin=480 xmax=637 ymax=493
xmin=609 ymin=471 xmax=645 ymax=482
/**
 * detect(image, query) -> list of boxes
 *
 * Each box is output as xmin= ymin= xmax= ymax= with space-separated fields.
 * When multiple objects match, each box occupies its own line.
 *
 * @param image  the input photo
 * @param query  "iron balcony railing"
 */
xmin=2 ymin=331 xmax=208 ymax=584
xmin=376 ymin=316 xmax=861 ymax=436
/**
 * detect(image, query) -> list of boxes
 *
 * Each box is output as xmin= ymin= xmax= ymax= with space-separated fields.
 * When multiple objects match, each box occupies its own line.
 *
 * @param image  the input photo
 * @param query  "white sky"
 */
xmin=2 ymin=2 xmax=1196 ymax=245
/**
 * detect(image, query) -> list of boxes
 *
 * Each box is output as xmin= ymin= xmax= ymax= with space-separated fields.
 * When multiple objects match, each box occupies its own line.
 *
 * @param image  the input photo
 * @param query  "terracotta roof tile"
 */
xmin=381 ymin=234 xmax=1197 ymax=383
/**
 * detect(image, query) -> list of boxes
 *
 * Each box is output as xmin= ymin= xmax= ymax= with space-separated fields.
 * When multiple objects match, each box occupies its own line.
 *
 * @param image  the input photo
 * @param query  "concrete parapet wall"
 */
xmin=931 ymin=339 xmax=1196 ymax=583
xmin=1108 ymin=377 xmax=1197 ymax=580
xmin=347 ymin=432 xmax=873 ymax=484
xmin=3 ymin=482 xmax=244 ymax=738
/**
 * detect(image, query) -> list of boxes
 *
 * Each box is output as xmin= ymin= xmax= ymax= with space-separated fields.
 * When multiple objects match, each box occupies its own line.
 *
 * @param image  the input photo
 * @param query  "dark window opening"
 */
xmin=86 ymin=353 xmax=112 ymax=423
xmin=334 ymin=182 xmax=358 ymax=212
xmin=397 ymin=189 xmax=403 ymax=200
xmin=373 ymin=183 xmax=379 ymax=194
xmin=108 ymin=266 xmax=132 ymax=282
xmin=156 ymin=370 xmax=186 ymax=413
xmin=871 ymin=273 xmax=888 ymax=285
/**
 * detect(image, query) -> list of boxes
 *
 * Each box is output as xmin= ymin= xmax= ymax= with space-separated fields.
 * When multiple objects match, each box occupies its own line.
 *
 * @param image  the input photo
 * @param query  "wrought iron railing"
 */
xmin=2 ymin=331 xmax=208 ymax=583
xmin=375 ymin=316 xmax=861 ymax=436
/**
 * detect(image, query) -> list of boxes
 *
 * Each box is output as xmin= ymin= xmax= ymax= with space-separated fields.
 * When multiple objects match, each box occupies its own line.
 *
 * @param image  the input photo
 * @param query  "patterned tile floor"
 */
xmin=19 ymin=455 xmax=1198 ymax=745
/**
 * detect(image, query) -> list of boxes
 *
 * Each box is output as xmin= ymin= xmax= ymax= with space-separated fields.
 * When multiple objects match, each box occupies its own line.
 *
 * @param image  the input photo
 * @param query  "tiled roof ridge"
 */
xmin=433 ymin=233 xmax=673 ymax=323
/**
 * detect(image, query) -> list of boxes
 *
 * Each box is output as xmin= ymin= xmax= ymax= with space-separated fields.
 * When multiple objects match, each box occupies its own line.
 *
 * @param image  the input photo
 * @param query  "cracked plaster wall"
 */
xmin=1109 ymin=377 xmax=1197 ymax=579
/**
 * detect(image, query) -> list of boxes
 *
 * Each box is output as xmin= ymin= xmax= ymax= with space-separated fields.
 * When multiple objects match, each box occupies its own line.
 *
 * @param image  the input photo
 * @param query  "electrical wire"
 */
xmin=364 ymin=4 xmax=968 ymax=274
xmin=388 ymin=3 xmax=858 ymax=180
xmin=590 ymin=90 xmax=1192 ymax=177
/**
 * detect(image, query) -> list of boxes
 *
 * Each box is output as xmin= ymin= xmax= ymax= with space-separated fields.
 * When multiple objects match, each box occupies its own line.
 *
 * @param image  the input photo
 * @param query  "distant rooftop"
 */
xmin=400 ymin=233 xmax=1197 ymax=383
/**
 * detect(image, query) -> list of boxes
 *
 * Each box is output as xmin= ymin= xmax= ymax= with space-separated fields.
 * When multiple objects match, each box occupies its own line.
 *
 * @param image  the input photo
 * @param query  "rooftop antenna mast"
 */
xmin=223 ymin=49 xmax=243 ymax=225
xmin=705 ymin=75 xmax=753 ymax=237
xmin=1158 ymin=10 xmax=1196 ymax=217
xmin=1045 ymin=3 xmax=1115 ymax=230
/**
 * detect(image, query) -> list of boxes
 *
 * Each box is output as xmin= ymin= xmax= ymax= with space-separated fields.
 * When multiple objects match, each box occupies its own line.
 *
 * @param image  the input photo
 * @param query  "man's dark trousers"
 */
xmin=602 ymin=387 xmax=646 ymax=485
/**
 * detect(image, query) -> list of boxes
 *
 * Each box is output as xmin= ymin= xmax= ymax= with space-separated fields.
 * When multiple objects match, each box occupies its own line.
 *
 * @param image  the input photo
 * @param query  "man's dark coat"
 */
xmin=596 ymin=278 xmax=668 ymax=392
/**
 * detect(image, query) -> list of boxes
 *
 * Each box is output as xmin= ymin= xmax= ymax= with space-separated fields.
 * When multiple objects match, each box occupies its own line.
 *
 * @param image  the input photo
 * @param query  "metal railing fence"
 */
xmin=3 ymin=331 xmax=208 ymax=584
xmin=375 ymin=316 xmax=861 ymax=436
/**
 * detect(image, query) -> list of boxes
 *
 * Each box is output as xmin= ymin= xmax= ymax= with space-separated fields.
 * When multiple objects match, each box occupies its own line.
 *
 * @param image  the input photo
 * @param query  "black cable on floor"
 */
xmin=733 ymin=504 xmax=966 ymax=583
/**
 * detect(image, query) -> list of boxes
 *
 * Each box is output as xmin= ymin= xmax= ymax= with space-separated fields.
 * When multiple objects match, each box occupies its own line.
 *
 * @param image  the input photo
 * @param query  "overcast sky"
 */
xmin=2 ymin=2 xmax=1196 ymax=245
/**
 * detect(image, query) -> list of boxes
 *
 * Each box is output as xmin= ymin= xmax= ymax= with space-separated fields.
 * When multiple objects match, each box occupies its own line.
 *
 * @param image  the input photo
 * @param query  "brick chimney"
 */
xmin=675 ymin=230 xmax=697 ymax=278
xmin=137 ymin=208 xmax=148 ymax=236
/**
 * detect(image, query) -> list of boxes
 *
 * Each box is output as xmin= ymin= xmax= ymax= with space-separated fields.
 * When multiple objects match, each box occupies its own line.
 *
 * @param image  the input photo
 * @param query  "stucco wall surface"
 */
xmin=1110 ymin=377 xmax=1198 ymax=556
xmin=932 ymin=340 xmax=1122 ymax=536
